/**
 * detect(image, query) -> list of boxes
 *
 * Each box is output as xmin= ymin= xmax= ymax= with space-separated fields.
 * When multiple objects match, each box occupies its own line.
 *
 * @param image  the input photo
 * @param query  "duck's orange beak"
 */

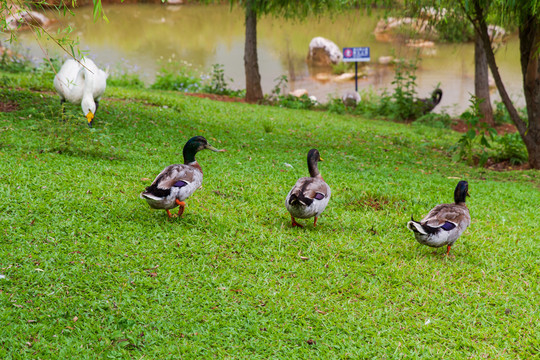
xmin=86 ymin=112 xmax=94 ymax=128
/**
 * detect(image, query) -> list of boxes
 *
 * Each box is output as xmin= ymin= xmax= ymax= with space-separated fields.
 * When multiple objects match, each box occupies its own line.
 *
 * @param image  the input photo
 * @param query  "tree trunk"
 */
xmin=474 ymin=32 xmax=494 ymax=126
xmin=244 ymin=1 xmax=263 ymax=103
xmin=471 ymin=0 xmax=540 ymax=169
xmin=518 ymin=15 xmax=540 ymax=169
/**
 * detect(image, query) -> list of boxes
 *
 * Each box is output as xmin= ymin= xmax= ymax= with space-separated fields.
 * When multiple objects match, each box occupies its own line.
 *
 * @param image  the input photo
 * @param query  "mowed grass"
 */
xmin=0 ymin=75 xmax=539 ymax=359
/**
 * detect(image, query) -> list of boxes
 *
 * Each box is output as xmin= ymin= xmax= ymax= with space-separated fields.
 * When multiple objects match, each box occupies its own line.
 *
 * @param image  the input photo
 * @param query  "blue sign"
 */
xmin=342 ymin=47 xmax=370 ymax=62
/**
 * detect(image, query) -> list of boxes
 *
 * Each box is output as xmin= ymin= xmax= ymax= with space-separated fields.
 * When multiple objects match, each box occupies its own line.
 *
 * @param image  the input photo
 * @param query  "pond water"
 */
xmin=14 ymin=3 xmax=524 ymax=114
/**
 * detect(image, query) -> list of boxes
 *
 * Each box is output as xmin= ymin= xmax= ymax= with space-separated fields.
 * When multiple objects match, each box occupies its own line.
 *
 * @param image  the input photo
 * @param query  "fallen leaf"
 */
xmin=35 ymin=268 xmax=44 ymax=272
xmin=27 ymin=320 xmax=37 ymax=323
xmin=141 ymin=178 xmax=151 ymax=182
xmin=73 ymin=316 xmax=78 ymax=322
xmin=307 ymin=339 xmax=316 ymax=345
xmin=148 ymin=272 xmax=157 ymax=277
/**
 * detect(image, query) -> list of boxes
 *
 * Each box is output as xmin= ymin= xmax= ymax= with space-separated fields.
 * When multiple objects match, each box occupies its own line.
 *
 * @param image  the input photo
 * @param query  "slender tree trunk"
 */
xmin=474 ymin=32 xmax=494 ymax=126
xmin=470 ymin=0 xmax=540 ymax=169
xmin=244 ymin=1 xmax=263 ymax=103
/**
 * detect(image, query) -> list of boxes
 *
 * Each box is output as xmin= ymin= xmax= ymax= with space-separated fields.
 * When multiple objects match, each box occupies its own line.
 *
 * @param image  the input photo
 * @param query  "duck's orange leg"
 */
xmin=446 ymin=245 xmax=451 ymax=256
xmin=176 ymin=199 xmax=186 ymax=217
xmin=166 ymin=209 xmax=173 ymax=218
xmin=291 ymin=216 xmax=303 ymax=228
xmin=313 ymin=216 xmax=318 ymax=227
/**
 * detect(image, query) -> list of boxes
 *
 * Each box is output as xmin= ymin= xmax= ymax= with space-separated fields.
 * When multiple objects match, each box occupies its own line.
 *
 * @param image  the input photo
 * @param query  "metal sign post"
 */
xmin=342 ymin=47 xmax=371 ymax=92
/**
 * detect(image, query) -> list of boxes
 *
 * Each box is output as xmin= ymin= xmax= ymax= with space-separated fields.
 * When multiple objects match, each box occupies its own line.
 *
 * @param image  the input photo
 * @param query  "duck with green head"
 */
xmin=407 ymin=180 xmax=471 ymax=256
xmin=141 ymin=136 xmax=225 ymax=218
xmin=285 ymin=149 xmax=331 ymax=228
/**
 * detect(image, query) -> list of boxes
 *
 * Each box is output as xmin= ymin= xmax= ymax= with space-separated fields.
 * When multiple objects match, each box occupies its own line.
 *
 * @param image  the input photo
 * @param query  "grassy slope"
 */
xmin=0 ymin=75 xmax=539 ymax=359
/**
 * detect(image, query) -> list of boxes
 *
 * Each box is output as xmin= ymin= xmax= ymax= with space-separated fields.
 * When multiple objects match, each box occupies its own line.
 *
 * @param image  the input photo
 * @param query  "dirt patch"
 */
xmin=184 ymin=93 xmax=247 ymax=104
xmin=485 ymin=159 xmax=530 ymax=171
xmin=451 ymin=119 xmax=517 ymax=135
xmin=0 ymin=101 xmax=19 ymax=112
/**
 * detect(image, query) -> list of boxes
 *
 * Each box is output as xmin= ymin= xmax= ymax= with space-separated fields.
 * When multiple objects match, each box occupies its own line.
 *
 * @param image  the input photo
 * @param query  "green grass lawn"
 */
xmin=1 ymin=72 xmax=539 ymax=359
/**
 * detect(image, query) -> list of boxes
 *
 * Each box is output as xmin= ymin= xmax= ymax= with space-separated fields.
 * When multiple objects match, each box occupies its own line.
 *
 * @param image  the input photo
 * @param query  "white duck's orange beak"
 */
xmin=86 ymin=112 xmax=94 ymax=128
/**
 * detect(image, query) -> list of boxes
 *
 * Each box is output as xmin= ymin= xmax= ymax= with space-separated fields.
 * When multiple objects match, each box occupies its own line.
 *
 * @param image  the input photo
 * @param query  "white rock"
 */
xmin=307 ymin=37 xmax=343 ymax=66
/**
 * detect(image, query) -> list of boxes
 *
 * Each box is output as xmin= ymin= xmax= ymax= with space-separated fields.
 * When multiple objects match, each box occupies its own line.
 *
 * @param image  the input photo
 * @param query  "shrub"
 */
xmin=491 ymin=132 xmax=528 ymax=165
xmin=151 ymin=58 xmax=201 ymax=92
xmin=414 ymin=111 xmax=453 ymax=129
xmin=108 ymin=73 xmax=145 ymax=89
xmin=0 ymin=50 xmax=32 ymax=73
xmin=452 ymin=95 xmax=497 ymax=166
xmin=202 ymin=64 xmax=244 ymax=97
xmin=434 ymin=15 xmax=475 ymax=43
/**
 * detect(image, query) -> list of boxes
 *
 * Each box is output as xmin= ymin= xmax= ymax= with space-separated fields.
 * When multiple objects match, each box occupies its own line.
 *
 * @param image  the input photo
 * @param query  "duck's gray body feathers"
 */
xmin=407 ymin=203 xmax=470 ymax=248
xmin=140 ymin=162 xmax=203 ymax=210
xmin=286 ymin=176 xmax=331 ymax=219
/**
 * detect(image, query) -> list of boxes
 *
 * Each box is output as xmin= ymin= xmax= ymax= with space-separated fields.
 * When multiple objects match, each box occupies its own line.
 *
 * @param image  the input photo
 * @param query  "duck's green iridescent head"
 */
xmin=454 ymin=180 xmax=470 ymax=204
xmin=183 ymin=136 xmax=225 ymax=164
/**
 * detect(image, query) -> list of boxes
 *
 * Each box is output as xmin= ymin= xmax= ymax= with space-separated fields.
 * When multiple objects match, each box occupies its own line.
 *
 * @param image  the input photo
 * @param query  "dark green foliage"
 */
xmin=151 ymin=59 xmax=202 ymax=92
xmin=108 ymin=73 xmax=146 ymax=89
xmin=434 ymin=13 xmax=475 ymax=42
xmin=202 ymin=64 xmax=245 ymax=97
xmin=0 ymin=51 xmax=32 ymax=73
xmin=452 ymin=96 xmax=497 ymax=166
xmin=414 ymin=111 xmax=453 ymax=129
xmin=492 ymin=132 xmax=528 ymax=165
xmin=263 ymin=75 xmax=316 ymax=110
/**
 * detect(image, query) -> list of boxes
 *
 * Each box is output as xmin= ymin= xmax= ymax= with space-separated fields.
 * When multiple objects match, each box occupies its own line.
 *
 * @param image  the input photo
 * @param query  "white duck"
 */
xmin=407 ymin=181 xmax=471 ymax=256
xmin=53 ymin=57 xmax=108 ymax=127
xmin=285 ymin=149 xmax=331 ymax=227
xmin=141 ymin=136 xmax=225 ymax=218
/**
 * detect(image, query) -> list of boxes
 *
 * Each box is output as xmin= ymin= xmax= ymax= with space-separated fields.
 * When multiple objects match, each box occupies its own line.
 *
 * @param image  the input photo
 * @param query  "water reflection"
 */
xmin=15 ymin=3 xmax=523 ymax=114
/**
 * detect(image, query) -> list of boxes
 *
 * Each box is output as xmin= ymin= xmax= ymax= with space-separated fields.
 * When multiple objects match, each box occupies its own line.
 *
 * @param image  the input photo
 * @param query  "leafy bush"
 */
xmin=151 ymin=58 xmax=202 ymax=92
xmin=414 ymin=111 xmax=453 ymax=129
xmin=452 ymin=96 xmax=497 ymax=166
xmin=108 ymin=73 xmax=145 ymax=89
xmin=262 ymin=75 xmax=316 ymax=110
xmin=434 ymin=15 xmax=475 ymax=42
xmin=326 ymin=97 xmax=346 ymax=115
xmin=491 ymin=132 xmax=528 ymax=165
xmin=0 ymin=51 xmax=32 ymax=73
xmin=202 ymin=64 xmax=244 ymax=97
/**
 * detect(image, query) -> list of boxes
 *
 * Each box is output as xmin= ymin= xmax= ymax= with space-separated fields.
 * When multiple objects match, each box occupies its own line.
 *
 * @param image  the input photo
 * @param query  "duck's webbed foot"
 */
xmin=175 ymin=199 xmax=186 ymax=217
xmin=291 ymin=216 xmax=303 ymax=228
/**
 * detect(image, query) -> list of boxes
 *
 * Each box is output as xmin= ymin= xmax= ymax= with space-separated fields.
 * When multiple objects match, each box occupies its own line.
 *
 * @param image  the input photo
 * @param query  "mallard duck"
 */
xmin=407 ymin=180 xmax=471 ymax=255
xmin=285 ymin=149 xmax=331 ymax=227
xmin=140 ymin=136 xmax=225 ymax=218
xmin=53 ymin=57 xmax=108 ymax=127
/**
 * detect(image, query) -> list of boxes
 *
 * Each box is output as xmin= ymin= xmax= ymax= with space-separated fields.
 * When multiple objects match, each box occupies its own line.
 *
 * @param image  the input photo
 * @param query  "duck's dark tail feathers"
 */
xmin=289 ymin=193 xmax=313 ymax=207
